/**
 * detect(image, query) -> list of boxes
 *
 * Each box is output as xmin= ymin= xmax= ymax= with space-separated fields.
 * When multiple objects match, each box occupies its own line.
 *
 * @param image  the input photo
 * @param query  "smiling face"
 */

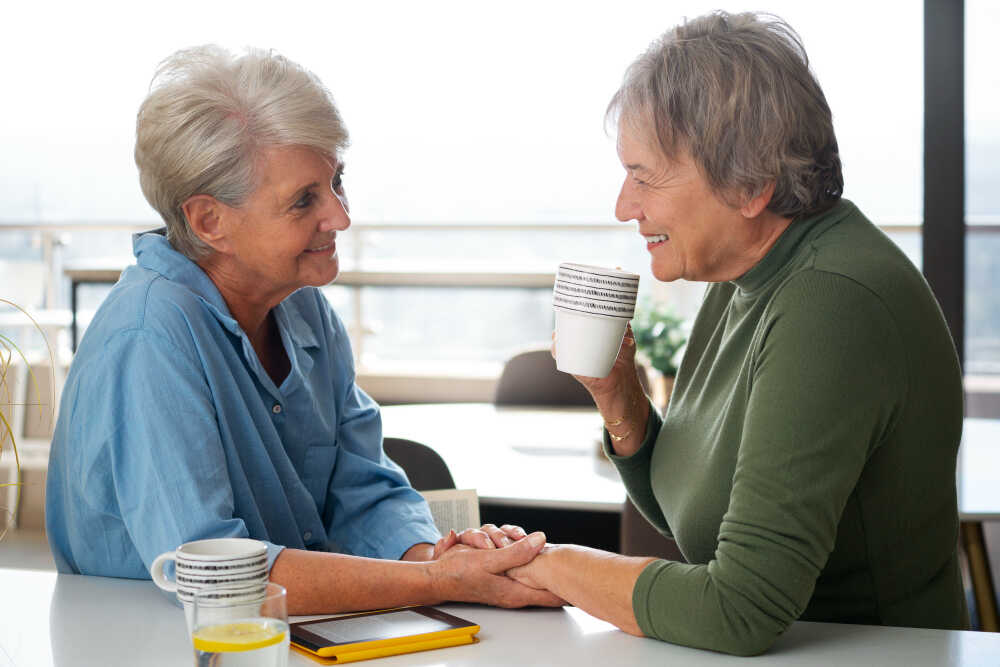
xmin=615 ymin=125 xmax=769 ymax=283
xmin=208 ymin=145 xmax=351 ymax=308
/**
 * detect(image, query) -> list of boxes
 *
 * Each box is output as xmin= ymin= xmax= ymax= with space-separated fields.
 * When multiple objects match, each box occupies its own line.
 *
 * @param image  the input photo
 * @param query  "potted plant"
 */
xmin=631 ymin=300 xmax=688 ymax=412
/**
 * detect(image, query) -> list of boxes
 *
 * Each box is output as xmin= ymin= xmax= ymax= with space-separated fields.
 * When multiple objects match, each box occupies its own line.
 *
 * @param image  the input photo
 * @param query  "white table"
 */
xmin=2 ymin=568 xmax=998 ymax=667
xmin=380 ymin=403 xmax=622 ymax=512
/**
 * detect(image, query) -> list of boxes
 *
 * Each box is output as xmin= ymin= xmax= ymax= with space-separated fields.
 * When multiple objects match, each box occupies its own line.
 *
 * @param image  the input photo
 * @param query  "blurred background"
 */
xmin=0 ymin=0 xmax=995 ymax=404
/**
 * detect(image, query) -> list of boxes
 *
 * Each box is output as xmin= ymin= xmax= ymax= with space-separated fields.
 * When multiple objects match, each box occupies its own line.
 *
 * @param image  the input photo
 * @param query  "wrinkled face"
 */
xmin=615 ymin=125 xmax=750 ymax=283
xmin=224 ymin=145 xmax=350 ymax=300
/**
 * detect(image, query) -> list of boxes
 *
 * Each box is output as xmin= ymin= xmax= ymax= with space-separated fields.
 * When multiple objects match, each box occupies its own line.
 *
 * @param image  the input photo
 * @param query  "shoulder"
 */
xmin=75 ymin=268 xmax=223 ymax=370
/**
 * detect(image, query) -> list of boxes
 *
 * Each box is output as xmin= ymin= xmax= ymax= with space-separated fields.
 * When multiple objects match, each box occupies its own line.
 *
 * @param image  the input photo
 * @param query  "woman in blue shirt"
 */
xmin=45 ymin=45 xmax=558 ymax=614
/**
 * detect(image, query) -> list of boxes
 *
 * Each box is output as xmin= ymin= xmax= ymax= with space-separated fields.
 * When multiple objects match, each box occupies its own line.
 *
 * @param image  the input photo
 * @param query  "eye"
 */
xmin=293 ymin=191 xmax=316 ymax=209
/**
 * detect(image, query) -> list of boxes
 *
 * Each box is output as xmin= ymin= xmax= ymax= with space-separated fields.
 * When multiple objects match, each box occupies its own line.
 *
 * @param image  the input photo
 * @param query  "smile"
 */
xmin=304 ymin=243 xmax=334 ymax=253
xmin=643 ymin=234 xmax=669 ymax=243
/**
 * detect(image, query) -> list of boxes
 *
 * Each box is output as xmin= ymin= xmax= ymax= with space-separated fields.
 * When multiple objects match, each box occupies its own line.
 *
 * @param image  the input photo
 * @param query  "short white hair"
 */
xmin=134 ymin=45 xmax=350 ymax=260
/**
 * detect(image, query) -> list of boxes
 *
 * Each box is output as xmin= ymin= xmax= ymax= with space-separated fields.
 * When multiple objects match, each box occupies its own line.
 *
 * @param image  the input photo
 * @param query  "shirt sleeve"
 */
xmin=100 ymin=329 xmax=286 ymax=574
xmin=632 ymin=271 xmax=907 ymax=655
xmin=319 ymin=302 xmax=441 ymax=559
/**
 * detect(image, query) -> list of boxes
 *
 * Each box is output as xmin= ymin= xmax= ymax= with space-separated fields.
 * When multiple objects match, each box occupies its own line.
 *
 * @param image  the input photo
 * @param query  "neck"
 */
xmin=197 ymin=254 xmax=284 ymax=344
xmin=709 ymin=210 xmax=793 ymax=282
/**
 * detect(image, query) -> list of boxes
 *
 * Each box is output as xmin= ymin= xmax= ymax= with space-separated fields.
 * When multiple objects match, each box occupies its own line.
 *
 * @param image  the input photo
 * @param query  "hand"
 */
xmin=553 ymin=325 xmax=650 ymax=456
xmin=433 ymin=524 xmax=528 ymax=558
xmin=430 ymin=531 xmax=564 ymax=608
xmin=506 ymin=544 xmax=559 ymax=591
xmin=552 ymin=325 xmax=643 ymax=405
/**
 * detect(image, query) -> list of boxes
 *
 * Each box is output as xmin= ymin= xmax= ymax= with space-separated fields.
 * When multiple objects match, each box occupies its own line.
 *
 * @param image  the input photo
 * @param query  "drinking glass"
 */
xmin=191 ymin=582 xmax=289 ymax=667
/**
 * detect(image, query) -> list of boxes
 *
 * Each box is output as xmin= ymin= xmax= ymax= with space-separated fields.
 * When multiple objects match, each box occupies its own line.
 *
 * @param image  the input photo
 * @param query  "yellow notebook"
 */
xmin=289 ymin=606 xmax=480 ymax=664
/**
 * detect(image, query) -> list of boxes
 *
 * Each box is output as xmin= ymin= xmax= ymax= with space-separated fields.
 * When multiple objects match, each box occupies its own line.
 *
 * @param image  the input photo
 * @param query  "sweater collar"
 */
xmin=731 ymin=199 xmax=854 ymax=295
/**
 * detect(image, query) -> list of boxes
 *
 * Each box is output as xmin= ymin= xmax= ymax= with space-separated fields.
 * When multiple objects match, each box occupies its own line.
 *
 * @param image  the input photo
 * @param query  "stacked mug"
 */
xmin=552 ymin=263 xmax=640 ymax=378
xmin=150 ymin=537 xmax=269 ymax=633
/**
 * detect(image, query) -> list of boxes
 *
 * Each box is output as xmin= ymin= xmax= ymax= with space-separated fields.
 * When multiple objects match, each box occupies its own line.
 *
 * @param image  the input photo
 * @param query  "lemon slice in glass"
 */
xmin=193 ymin=621 xmax=286 ymax=652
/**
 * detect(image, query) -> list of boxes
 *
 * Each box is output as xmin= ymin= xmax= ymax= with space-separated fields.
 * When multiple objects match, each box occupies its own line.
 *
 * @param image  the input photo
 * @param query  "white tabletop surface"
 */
xmin=380 ymin=403 xmax=625 ymax=512
xmin=381 ymin=404 xmax=1000 ymax=519
xmin=2 ymin=568 xmax=998 ymax=667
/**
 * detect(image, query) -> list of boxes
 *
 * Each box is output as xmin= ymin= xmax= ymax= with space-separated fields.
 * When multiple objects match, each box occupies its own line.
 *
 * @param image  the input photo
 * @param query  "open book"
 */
xmin=419 ymin=489 xmax=480 ymax=534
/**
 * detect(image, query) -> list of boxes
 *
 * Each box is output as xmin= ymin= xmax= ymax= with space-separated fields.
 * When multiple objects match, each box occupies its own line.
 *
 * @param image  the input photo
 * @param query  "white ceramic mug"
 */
xmin=553 ymin=263 xmax=639 ymax=377
xmin=151 ymin=537 xmax=268 ymax=598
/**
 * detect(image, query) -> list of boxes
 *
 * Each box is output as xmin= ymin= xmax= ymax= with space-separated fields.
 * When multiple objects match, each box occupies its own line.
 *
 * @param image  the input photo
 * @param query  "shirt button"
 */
xmin=303 ymin=531 xmax=312 ymax=541
xmin=272 ymin=403 xmax=282 ymax=414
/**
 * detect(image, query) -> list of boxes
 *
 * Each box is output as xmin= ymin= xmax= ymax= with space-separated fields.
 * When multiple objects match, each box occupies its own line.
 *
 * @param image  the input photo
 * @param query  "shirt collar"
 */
xmin=132 ymin=229 xmax=244 ymax=337
xmin=132 ymin=229 xmax=321 ymax=350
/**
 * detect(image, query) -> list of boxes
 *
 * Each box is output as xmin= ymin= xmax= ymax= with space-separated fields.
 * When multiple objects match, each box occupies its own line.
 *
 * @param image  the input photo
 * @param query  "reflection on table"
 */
xmin=4 ymin=568 xmax=1000 ymax=667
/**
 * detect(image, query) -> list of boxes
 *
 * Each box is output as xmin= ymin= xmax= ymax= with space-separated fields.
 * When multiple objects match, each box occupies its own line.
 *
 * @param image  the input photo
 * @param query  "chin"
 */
xmin=651 ymin=262 xmax=681 ymax=283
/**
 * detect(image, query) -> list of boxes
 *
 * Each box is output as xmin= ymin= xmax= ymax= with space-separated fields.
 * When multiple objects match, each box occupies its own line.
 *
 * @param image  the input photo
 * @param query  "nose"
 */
xmin=319 ymin=191 xmax=351 ymax=232
xmin=615 ymin=178 xmax=642 ymax=223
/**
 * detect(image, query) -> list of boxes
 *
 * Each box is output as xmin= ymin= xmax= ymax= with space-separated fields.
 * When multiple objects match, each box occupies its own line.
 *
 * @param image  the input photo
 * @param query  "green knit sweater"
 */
xmin=610 ymin=200 xmax=968 ymax=655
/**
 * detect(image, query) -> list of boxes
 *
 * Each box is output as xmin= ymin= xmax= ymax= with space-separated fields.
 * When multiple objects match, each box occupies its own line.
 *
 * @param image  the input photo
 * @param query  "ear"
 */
xmin=181 ymin=195 xmax=235 ymax=254
xmin=739 ymin=182 xmax=776 ymax=219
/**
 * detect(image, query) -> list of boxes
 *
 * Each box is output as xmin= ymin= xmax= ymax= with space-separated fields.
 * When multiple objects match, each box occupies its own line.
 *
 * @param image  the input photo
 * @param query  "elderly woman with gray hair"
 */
xmin=446 ymin=11 xmax=968 ymax=655
xmin=45 ymin=45 xmax=560 ymax=613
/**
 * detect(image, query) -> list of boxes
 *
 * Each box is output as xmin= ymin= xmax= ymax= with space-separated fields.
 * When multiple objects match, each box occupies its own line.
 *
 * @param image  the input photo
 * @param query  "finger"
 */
xmin=491 ymin=576 xmax=565 ymax=608
xmin=480 ymin=523 xmax=513 ymax=547
xmin=550 ymin=331 xmax=557 ymax=360
xmin=480 ymin=532 xmax=545 ymax=573
xmin=499 ymin=524 xmax=528 ymax=541
xmin=432 ymin=530 xmax=458 ymax=559
xmin=457 ymin=529 xmax=495 ymax=550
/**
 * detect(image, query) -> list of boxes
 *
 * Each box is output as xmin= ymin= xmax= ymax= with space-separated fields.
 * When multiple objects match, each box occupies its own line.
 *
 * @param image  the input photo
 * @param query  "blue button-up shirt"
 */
xmin=46 ymin=231 xmax=439 ymax=578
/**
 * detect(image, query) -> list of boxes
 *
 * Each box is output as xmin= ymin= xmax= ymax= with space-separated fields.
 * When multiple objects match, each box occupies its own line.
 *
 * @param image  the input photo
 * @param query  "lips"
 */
xmin=304 ymin=234 xmax=337 ymax=254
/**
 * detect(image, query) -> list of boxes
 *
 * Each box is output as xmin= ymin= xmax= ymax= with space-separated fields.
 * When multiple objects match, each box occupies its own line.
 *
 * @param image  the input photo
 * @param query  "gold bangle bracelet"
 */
xmin=607 ymin=429 xmax=632 ymax=442
xmin=602 ymin=391 xmax=641 ymax=431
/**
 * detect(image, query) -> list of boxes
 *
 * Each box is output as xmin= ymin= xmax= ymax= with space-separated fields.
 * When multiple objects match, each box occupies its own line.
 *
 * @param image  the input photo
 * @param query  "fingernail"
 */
xmin=527 ymin=532 xmax=545 ymax=548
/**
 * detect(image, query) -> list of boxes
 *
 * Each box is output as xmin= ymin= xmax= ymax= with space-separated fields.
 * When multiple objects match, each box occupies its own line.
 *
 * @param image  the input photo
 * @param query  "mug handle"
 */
xmin=149 ymin=550 xmax=178 ymax=592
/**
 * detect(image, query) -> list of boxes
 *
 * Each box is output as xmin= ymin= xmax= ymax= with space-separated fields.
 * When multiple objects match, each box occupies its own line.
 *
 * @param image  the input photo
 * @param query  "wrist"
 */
xmin=424 ymin=559 xmax=448 ymax=604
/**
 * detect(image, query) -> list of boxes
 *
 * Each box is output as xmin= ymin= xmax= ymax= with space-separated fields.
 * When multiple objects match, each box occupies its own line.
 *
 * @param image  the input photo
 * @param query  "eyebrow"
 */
xmin=625 ymin=163 xmax=651 ymax=174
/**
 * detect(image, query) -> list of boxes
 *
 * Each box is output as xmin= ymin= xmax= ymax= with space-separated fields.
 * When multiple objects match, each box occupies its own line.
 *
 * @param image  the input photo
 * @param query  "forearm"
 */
xmin=523 ymin=545 xmax=656 ymax=635
xmin=270 ymin=548 xmax=439 ymax=615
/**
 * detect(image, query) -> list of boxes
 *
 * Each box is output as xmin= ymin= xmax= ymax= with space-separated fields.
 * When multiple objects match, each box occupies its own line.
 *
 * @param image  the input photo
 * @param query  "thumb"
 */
xmin=482 ymin=531 xmax=546 ymax=573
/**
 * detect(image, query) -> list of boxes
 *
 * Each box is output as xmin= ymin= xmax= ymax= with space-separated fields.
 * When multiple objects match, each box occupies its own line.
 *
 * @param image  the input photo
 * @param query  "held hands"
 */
xmin=433 ymin=524 xmax=565 ymax=605
xmin=429 ymin=527 xmax=564 ymax=608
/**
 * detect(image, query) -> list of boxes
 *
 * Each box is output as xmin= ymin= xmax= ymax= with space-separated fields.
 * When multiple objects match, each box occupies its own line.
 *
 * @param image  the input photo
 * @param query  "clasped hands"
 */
xmin=430 ymin=523 xmax=565 ymax=607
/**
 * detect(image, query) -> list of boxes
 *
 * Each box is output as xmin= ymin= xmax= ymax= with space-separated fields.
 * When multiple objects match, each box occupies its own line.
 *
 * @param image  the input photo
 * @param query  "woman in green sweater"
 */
xmin=441 ymin=10 xmax=969 ymax=655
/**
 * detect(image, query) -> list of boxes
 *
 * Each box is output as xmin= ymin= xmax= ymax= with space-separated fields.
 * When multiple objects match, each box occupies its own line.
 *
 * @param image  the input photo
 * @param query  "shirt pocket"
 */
xmin=301 ymin=441 xmax=339 ymax=508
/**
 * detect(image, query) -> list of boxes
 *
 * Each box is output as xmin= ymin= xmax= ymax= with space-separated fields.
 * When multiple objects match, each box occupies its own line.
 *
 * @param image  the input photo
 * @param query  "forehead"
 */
xmin=616 ymin=123 xmax=667 ymax=173
xmin=255 ymin=146 xmax=337 ymax=190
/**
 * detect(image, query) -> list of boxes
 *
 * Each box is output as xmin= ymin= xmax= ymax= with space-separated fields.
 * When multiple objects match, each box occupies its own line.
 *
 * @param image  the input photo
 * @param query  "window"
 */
xmin=965 ymin=0 xmax=1000 ymax=414
xmin=1 ymin=1 xmax=927 ymax=399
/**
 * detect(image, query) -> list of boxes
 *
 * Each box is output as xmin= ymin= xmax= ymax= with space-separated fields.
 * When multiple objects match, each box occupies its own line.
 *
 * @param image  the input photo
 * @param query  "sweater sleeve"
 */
xmin=632 ymin=271 xmax=907 ymax=655
xmin=605 ymin=403 xmax=671 ymax=535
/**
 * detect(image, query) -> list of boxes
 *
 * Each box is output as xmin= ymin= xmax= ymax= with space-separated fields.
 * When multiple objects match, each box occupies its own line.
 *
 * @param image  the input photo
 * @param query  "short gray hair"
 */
xmin=608 ymin=11 xmax=843 ymax=219
xmin=135 ymin=45 xmax=350 ymax=260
